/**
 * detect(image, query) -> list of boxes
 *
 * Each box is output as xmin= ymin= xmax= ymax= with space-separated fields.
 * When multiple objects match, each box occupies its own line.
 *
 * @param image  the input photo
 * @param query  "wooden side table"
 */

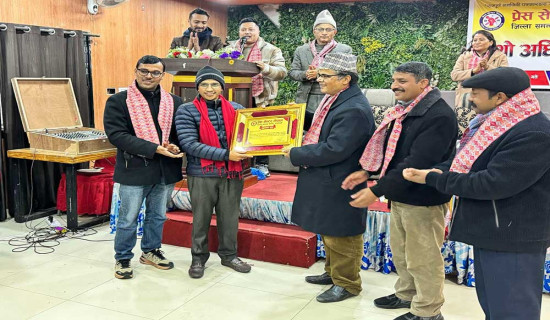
xmin=7 ymin=148 xmax=116 ymax=230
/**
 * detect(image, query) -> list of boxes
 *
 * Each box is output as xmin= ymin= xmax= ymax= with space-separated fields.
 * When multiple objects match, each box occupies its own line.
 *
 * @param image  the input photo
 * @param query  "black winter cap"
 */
xmin=195 ymin=66 xmax=225 ymax=90
xmin=462 ymin=67 xmax=530 ymax=96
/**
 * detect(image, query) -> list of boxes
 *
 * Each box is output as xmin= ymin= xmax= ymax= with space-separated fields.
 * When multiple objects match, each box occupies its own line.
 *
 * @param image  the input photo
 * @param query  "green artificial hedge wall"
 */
xmin=227 ymin=0 xmax=469 ymax=105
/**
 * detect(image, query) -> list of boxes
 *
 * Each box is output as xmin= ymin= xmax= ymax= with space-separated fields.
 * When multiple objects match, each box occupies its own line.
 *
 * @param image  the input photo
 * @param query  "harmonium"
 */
xmin=11 ymin=78 xmax=115 ymax=154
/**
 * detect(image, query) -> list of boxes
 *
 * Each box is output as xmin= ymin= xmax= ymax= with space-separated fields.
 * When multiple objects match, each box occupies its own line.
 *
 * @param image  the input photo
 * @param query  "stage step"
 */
xmin=162 ymin=210 xmax=318 ymax=268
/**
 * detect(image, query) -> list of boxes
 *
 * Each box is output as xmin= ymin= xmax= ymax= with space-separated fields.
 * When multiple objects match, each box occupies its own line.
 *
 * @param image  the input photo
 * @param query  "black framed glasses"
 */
xmin=136 ymin=68 xmax=164 ymax=78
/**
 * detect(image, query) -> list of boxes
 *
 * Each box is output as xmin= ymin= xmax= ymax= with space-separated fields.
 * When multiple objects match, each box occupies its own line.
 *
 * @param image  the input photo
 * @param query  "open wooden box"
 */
xmin=11 ymin=78 xmax=115 ymax=154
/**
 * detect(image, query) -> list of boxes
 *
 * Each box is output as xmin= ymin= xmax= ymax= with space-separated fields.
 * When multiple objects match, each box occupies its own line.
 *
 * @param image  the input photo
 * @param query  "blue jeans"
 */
xmin=114 ymin=183 xmax=174 ymax=261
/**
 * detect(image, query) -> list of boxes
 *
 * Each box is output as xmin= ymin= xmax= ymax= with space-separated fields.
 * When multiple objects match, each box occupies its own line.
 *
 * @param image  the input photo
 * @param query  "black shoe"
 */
xmin=221 ymin=257 xmax=251 ymax=273
xmin=114 ymin=259 xmax=133 ymax=279
xmin=374 ymin=293 xmax=411 ymax=309
xmin=188 ymin=260 xmax=205 ymax=279
xmin=316 ymin=285 xmax=357 ymax=303
xmin=394 ymin=312 xmax=444 ymax=320
xmin=305 ymin=272 xmax=333 ymax=285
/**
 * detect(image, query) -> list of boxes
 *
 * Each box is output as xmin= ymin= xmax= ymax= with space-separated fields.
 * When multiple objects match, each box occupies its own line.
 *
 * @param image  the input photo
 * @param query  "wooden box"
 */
xmin=11 ymin=78 xmax=115 ymax=154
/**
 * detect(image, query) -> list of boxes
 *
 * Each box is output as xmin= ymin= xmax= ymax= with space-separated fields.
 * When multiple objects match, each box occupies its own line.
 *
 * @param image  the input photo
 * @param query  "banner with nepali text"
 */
xmin=468 ymin=0 xmax=550 ymax=89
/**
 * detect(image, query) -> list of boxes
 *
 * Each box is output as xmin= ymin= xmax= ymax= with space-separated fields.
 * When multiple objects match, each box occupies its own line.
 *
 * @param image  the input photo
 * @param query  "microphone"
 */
xmin=240 ymin=36 xmax=249 ymax=52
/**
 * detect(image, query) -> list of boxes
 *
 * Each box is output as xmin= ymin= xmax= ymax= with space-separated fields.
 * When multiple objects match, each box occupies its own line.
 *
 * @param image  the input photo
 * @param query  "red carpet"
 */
xmin=241 ymin=172 xmax=297 ymax=201
xmin=163 ymin=211 xmax=317 ymax=268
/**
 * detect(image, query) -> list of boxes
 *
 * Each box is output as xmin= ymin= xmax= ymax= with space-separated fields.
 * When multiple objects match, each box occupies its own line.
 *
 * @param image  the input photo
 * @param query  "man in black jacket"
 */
xmin=175 ymin=66 xmax=252 ymax=279
xmin=284 ymin=53 xmax=374 ymax=303
xmin=170 ymin=8 xmax=223 ymax=52
xmin=343 ymin=62 xmax=457 ymax=320
xmin=403 ymin=67 xmax=550 ymax=320
xmin=104 ymin=55 xmax=184 ymax=280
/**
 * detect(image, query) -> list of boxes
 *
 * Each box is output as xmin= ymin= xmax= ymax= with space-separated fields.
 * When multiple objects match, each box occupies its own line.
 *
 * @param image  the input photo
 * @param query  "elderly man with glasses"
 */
xmin=283 ymin=52 xmax=374 ymax=303
xmin=290 ymin=9 xmax=352 ymax=113
xmin=175 ymin=66 xmax=253 ymax=279
xmin=104 ymin=55 xmax=184 ymax=280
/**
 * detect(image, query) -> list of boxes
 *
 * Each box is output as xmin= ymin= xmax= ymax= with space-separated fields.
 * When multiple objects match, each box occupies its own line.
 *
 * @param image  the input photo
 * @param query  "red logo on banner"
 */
xmin=525 ymin=71 xmax=550 ymax=86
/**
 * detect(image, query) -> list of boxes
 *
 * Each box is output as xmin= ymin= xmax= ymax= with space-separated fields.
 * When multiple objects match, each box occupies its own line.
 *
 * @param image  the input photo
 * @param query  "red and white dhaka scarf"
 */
xmin=302 ymin=86 xmax=348 ymax=145
xmin=246 ymin=41 xmax=264 ymax=97
xmin=467 ymin=50 xmax=490 ymax=73
xmin=126 ymin=80 xmax=174 ymax=145
xmin=450 ymin=88 xmax=540 ymax=173
xmin=309 ymin=39 xmax=337 ymax=68
xmin=359 ymin=86 xmax=432 ymax=176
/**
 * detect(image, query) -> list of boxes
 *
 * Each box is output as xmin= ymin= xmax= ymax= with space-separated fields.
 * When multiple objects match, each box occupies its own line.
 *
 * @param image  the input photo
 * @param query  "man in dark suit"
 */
xmin=104 ymin=55 xmax=184 ymax=280
xmin=403 ymin=67 xmax=550 ymax=320
xmin=283 ymin=52 xmax=374 ymax=303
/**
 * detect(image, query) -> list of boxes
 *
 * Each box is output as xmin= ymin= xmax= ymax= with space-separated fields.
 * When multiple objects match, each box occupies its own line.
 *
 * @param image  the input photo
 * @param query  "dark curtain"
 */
xmin=0 ymin=23 xmax=91 ymax=221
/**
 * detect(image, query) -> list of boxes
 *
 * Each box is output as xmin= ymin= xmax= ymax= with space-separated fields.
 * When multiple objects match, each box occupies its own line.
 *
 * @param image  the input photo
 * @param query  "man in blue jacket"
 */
xmin=175 ymin=66 xmax=252 ymax=279
xmin=403 ymin=67 xmax=550 ymax=320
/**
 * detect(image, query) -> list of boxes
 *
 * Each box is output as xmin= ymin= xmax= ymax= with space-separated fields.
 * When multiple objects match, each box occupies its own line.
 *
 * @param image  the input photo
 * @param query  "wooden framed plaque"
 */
xmin=231 ymin=104 xmax=306 ymax=156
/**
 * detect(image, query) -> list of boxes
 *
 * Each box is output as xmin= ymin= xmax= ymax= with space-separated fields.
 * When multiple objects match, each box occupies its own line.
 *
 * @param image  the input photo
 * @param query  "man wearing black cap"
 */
xmin=175 ymin=66 xmax=253 ymax=279
xmin=403 ymin=67 xmax=550 ymax=320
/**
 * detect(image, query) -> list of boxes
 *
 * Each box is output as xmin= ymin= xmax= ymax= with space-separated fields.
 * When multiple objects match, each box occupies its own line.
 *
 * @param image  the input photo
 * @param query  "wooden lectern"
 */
xmin=163 ymin=58 xmax=260 ymax=108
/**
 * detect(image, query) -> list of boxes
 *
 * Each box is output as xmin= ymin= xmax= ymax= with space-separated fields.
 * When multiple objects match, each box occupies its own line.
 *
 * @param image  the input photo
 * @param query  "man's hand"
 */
xmin=162 ymin=142 xmax=180 ymax=155
xmin=156 ymin=145 xmax=184 ymax=158
xmin=341 ymin=170 xmax=369 ymax=190
xmin=281 ymin=147 xmax=293 ymax=158
xmin=255 ymin=61 xmax=266 ymax=71
xmin=187 ymin=32 xmax=200 ymax=51
xmin=349 ymin=188 xmax=378 ymax=208
xmin=402 ymin=168 xmax=442 ymax=184
xmin=229 ymin=149 xmax=253 ymax=161
xmin=306 ymin=66 xmax=318 ymax=80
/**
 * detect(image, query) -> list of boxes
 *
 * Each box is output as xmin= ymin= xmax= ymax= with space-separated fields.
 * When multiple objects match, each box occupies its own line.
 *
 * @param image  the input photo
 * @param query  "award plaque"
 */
xmin=231 ymin=104 xmax=306 ymax=156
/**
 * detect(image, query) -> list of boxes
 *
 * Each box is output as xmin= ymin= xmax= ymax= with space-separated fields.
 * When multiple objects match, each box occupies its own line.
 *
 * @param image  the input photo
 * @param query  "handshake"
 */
xmin=156 ymin=143 xmax=184 ymax=158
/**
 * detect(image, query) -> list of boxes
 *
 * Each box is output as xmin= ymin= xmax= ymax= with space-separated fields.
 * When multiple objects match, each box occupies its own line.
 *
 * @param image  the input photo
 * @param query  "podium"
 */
xmin=163 ymin=58 xmax=260 ymax=108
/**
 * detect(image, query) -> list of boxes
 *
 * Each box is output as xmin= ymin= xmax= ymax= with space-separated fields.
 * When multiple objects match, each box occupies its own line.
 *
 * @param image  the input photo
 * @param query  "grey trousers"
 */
xmin=187 ymin=176 xmax=244 ymax=263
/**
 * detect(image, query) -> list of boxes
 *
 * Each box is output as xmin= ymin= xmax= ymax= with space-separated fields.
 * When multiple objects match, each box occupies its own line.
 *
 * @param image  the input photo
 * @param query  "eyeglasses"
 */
xmin=317 ymin=73 xmax=341 ymax=79
xmin=199 ymin=82 xmax=222 ymax=89
xmin=136 ymin=69 xmax=163 ymax=78
xmin=314 ymin=27 xmax=335 ymax=33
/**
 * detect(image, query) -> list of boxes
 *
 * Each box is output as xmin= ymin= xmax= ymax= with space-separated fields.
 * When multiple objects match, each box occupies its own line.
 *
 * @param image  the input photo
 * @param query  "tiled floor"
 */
xmin=0 ymin=218 xmax=549 ymax=320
